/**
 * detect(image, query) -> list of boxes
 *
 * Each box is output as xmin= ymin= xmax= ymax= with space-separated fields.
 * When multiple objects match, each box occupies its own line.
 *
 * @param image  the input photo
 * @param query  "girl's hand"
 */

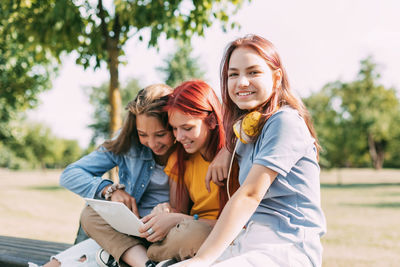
xmin=139 ymin=212 xmax=182 ymax=242
xmin=151 ymin=202 xmax=172 ymax=215
xmin=205 ymin=147 xmax=232 ymax=192
xmin=109 ymin=189 xmax=139 ymax=218
xmin=171 ymin=257 xmax=211 ymax=267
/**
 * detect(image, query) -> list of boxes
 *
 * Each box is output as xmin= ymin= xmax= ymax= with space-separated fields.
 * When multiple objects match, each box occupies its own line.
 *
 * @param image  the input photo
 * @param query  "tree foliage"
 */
xmin=88 ymin=40 xmax=205 ymax=145
xmin=86 ymin=78 xmax=141 ymax=146
xmin=0 ymin=1 xmax=56 ymax=140
xmin=158 ymin=41 xmax=205 ymax=87
xmin=304 ymin=57 xmax=400 ymax=169
xmin=3 ymin=0 xmax=249 ymax=137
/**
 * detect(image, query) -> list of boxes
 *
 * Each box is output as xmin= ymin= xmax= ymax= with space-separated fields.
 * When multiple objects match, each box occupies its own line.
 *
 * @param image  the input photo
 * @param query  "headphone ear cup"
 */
xmin=233 ymin=111 xmax=262 ymax=144
xmin=233 ymin=120 xmax=250 ymax=144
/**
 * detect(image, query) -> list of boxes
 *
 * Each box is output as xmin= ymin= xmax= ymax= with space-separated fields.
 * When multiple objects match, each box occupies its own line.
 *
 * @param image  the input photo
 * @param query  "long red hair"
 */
xmin=220 ymin=34 xmax=320 ymax=154
xmin=166 ymin=80 xmax=228 ymax=215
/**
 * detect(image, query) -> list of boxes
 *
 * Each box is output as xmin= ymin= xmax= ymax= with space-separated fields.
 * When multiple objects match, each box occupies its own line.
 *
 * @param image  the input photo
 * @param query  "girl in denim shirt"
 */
xmin=44 ymin=84 xmax=176 ymax=267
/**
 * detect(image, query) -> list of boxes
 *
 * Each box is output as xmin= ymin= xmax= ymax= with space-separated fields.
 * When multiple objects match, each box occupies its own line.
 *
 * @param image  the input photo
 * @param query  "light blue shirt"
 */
xmin=236 ymin=107 xmax=326 ymax=267
xmin=60 ymin=143 xmax=168 ymax=206
xmin=138 ymin=163 xmax=169 ymax=217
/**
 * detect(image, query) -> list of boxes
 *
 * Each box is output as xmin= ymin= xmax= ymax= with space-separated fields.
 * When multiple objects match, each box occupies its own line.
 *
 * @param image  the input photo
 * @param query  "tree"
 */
xmin=87 ymin=39 xmax=204 ymax=145
xmin=383 ymin=113 xmax=400 ymax=168
xmin=4 ymin=0 xmax=249 ymax=138
xmin=0 ymin=2 xmax=55 ymax=141
xmin=303 ymin=85 xmax=346 ymax=168
xmin=304 ymin=83 xmax=371 ymax=169
xmin=86 ymin=78 xmax=141 ymax=146
xmin=337 ymin=57 xmax=399 ymax=169
xmin=305 ymin=57 xmax=400 ymax=169
xmin=158 ymin=41 xmax=205 ymax=87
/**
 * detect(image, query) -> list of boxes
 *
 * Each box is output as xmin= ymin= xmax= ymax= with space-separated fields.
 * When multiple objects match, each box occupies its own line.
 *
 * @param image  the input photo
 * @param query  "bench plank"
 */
xmin=0 ymin=236 xmax=72 ymax=267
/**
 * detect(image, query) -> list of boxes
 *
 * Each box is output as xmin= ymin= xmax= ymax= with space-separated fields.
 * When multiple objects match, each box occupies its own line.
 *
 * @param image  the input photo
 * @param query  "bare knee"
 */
xmin=42 ymin=259 xmax=61 ymax=267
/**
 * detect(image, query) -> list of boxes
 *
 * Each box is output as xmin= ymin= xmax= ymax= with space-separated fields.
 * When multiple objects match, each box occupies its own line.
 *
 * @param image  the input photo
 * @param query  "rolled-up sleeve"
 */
xmin=60 ymin=147 xmax=116 ymax=198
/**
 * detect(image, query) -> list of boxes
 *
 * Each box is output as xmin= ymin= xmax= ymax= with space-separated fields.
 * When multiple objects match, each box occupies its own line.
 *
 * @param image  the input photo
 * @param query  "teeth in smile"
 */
xmin=238 ymin=92 xmax=253 ymax=96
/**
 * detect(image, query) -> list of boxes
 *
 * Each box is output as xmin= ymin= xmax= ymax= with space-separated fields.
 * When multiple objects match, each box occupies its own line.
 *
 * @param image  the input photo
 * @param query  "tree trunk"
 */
xmin=107 ymin=40 xmax=121 ymax=182
xmin=108 ymin=39 xmax=122 ymax=137
xmin=98 ymin=0 xmax=122 ymax=138
xmin=368 ymin=133 xmax=385 ymax=169
xmin=98 ymin=0 xmax=121 ymax=182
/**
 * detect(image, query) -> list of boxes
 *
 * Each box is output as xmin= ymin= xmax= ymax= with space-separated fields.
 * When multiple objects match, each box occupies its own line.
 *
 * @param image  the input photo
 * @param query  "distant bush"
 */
xmin=0 ymin=143 xmax=32 ymax=170
xmin=0 ymin=122 xmax=82 ymax=170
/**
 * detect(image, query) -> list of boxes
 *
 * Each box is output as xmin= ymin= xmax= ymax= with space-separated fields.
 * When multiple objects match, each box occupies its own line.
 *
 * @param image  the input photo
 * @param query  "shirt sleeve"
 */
xmin=253 ymin=109 xmax=313 ymax=177
xmin=95 ymin=180 xmax=113 ymax=198
xmin=60 ymin=146 xmax=117 ymax=198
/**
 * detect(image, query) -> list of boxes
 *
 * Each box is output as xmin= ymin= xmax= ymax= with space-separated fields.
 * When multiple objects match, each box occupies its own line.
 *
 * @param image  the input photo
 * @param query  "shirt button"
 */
xmin=141 ymin=184 xmax=144 ymax=188
xmin=150 ymin=166 xmax=154 ymax=170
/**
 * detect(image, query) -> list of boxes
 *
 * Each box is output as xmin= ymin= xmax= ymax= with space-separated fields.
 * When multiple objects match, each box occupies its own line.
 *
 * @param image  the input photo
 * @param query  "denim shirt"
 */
xmin=60 ymin=144 xmax=157 ymax=202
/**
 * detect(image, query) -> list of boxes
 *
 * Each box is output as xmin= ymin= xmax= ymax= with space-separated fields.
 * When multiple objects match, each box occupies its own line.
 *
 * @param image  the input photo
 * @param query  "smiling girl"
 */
xmin=173 ymin=35 xmax=326 ymax=267
xmin=139 ymin=80 xmax=237 ymax=264
xmin=41 ymin=84 xmax=176 ymax=267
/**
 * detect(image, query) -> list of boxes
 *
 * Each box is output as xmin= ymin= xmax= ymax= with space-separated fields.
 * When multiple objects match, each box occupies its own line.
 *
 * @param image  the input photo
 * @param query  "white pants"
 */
xmin=212 ymin=222 xmax=312 ymax=267
xmin=51 ymin=238 xmax=101 ymax=267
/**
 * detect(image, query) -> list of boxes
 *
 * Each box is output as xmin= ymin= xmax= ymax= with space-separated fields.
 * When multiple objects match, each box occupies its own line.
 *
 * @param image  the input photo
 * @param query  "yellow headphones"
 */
xmin=226 ymin=111 xmax=262 ymax=199
xmin=233 ymin=111 xmax=262 ymax=144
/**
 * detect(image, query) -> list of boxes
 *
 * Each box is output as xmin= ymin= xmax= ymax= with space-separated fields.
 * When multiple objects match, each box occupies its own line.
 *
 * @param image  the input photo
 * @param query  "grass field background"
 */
xmin=1 ymin=168 xmax=399 ymax=266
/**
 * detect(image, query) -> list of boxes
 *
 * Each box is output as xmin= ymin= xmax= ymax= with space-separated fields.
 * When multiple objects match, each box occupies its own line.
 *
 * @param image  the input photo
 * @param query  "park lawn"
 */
xmin=1 ymin=168 xmax=399 ymax=266
xmin=320 ymin=169 xmax=400 ymax=267
xmin=0 ymin=168 xmax=84 ymax=244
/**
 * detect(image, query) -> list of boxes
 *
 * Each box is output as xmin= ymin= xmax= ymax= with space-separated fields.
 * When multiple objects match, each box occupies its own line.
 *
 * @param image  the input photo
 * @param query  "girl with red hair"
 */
xmin=137 ymin=80 xmax=236 ymax=264
xmin=173 ymin=35 xmax=326 ymax=267
xmin=165 ymin=79 xmax=228 ymax=215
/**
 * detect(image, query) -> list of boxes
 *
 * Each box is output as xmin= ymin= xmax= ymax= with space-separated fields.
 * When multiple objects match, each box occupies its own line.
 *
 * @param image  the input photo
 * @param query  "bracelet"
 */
xmin=104 ymin=183 xmax=126 ymax=200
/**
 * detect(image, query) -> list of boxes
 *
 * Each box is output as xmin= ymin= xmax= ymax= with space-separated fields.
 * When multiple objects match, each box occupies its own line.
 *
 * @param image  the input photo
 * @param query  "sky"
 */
xmin=27 ymin=0 xmax=400 ymax=148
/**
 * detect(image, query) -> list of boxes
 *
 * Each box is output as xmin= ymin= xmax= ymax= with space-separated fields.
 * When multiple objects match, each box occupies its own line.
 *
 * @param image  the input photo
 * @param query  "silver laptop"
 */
xmin=84 ymin=198 xmax=144 ymax=236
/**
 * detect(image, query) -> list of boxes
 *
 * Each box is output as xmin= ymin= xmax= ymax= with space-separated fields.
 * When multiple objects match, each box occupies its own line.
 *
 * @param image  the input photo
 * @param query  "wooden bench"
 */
xmin=0 ymin=236 xmax=72 ymax=267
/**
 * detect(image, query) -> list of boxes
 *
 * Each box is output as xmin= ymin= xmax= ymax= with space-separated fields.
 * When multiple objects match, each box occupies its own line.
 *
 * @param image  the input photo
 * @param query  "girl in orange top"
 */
xmin=138 ymin=80 xmax=236 ymax=263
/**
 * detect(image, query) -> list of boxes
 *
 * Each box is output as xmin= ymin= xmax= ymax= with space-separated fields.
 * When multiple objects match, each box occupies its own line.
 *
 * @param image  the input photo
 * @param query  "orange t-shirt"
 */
xmin=164 ymin=151 xmax=219 ymax=219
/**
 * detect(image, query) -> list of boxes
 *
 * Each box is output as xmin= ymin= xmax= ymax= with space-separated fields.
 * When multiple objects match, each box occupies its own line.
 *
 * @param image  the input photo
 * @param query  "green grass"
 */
xmin=320 ymin=169 xmax=400 ymax=267
xmin=1 ymin=168 xmax=399 ymax=266
xmin=0 ymin=168 xmax=85 ymax=244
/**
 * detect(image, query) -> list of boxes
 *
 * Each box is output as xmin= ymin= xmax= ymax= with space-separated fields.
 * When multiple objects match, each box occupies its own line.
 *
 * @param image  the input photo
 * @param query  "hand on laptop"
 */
xmin=151 ymin=202 xmax=172 ymax=214
xmin=139 ymin=212 xmax=183 ymax=242
xmin=110 ymin=190 xmax=140 ymax=218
